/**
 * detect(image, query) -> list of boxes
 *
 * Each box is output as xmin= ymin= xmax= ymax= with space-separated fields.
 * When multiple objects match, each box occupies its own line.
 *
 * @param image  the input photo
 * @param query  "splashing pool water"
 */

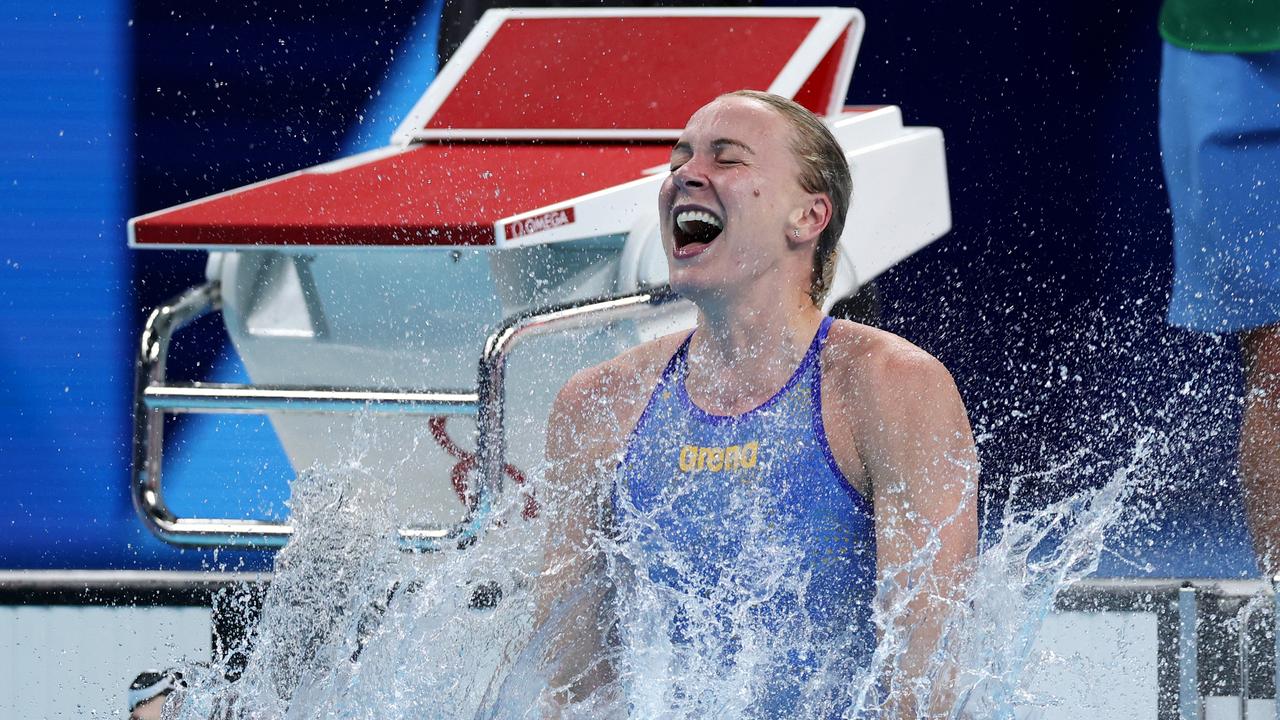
xmin=159 ymin=411 xmax=1197 ymax=720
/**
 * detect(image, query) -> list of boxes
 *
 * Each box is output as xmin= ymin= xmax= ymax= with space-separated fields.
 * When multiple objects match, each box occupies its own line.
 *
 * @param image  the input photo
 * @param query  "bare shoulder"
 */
xmin=547 ymin=331 xmax=688 ymax=462
xmin=822 ymin=319 xmax=956 ymax=401
xmin=820 ymin=318 xmax=968 ymax=458
xmin=821 ymin=319 xmax=975 ymax=505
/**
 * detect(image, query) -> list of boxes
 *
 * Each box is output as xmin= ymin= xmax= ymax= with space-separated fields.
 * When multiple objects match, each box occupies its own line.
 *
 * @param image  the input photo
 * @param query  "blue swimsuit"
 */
xmin=613 ymin=316 xmax=878 ymax=717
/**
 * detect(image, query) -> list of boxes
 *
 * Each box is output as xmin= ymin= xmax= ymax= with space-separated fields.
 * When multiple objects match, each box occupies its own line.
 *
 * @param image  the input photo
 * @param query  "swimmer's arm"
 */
xmin=863 ymin=350 xmax=979 ymax=719
xmin=532 ymin=373 xmax=618 ymax=711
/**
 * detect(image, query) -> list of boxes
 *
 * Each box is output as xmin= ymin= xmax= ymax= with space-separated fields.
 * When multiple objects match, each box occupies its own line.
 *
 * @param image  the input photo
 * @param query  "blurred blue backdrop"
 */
xmin=0 ymin=0 xmax=1257 ymax=576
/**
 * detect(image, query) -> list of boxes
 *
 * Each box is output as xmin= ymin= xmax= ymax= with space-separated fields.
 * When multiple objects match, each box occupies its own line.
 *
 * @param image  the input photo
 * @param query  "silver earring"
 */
xmin=793 ymin=228 xmax=801 ymax=238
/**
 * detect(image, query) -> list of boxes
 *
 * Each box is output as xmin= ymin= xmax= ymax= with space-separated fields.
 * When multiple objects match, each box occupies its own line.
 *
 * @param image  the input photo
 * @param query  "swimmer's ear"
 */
xmin=788 ymin=192 xmax=833 ymax=247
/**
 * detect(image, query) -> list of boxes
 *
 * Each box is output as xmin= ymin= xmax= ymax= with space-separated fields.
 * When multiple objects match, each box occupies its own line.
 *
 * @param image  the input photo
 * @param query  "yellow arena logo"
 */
xmin=678 ymin=441 xmax=759 ymax=472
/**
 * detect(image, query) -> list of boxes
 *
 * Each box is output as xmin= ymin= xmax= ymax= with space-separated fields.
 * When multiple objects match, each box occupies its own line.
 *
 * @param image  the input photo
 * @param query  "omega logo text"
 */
xmin=504 ymin=207 xmax=576 ymax=240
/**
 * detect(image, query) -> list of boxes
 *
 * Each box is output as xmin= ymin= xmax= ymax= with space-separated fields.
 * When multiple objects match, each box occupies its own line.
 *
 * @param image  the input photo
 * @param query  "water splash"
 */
xmin=164 ymin=421 xmax=1181 ymax=719
xmin=937 ymin=436 xmax=1154 ymax=718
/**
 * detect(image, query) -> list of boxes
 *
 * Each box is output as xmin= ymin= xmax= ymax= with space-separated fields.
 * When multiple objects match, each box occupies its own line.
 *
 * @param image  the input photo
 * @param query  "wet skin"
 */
xmin=659 ymin=96 xmax=825 ymax=312
xmin=1241 ymin=325 xmax=1280 ymax=574
xmin=536 ymin=95 xmax=979 ymax=718
xmin=128 ymin=695 xmax=164 ymax=720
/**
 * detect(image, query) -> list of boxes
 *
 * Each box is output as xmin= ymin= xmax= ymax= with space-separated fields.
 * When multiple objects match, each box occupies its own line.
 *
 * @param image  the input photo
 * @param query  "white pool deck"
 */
xmin=3 ymin=571 xmax=1278 ymax=719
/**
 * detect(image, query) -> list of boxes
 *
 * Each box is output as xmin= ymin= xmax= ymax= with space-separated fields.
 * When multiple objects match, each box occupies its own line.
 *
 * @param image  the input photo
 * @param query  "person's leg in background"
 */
xmin=1161 ymin=37 xmax=1280 ymax=571
xmin=1242 ymin=326 xmax=1280 ymax=570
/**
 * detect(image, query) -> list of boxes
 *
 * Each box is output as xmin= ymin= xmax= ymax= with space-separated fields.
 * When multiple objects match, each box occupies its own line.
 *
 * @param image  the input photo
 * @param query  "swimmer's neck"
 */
xmin=687 ymin=287 xmax=825 ymax=399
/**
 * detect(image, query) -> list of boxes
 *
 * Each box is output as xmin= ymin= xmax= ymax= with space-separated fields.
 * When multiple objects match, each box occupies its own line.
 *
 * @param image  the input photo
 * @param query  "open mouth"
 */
xmin=672 ymin=208 xmax=724 ymax=252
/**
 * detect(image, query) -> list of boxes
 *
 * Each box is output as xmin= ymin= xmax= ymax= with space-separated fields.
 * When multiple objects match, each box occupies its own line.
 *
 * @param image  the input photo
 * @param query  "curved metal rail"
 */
xmin=131 ymin=281 xmax=681 ymax=551
xmin=474 ymin=285 xmax=680 ymax=509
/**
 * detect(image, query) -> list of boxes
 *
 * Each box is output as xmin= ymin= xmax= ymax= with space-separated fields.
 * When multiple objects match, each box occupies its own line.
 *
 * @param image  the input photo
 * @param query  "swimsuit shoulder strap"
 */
xmin=796 ymin=315 xmax=835 ymax=380
xmin=667 ymin=329 xmax=696 ymax=382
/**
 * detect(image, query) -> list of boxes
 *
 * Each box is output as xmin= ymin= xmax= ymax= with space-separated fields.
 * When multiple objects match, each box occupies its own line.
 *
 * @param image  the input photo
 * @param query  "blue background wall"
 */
xmin=0 ymin=0 xmax=1257 ymax=576
xmin=2 ymin=3 xmax=135 ymax=567
xmin=1 ymin=0 xmax=441 ymax=570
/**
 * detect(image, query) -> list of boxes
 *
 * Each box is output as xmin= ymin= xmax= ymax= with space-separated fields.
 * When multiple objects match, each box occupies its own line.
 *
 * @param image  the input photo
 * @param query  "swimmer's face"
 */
xmin=659 ymin=96 xmax=816 ymax=302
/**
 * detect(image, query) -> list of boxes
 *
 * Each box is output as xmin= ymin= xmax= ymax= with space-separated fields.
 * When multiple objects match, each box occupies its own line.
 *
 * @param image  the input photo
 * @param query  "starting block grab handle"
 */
xmin=131 ymin=281 xmax=681 ymax=551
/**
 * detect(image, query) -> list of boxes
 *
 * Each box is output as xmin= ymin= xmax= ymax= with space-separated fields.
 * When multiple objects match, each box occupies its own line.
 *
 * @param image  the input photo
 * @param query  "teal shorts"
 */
xmin=1161 ymin=42 xmax=1280 ymax=333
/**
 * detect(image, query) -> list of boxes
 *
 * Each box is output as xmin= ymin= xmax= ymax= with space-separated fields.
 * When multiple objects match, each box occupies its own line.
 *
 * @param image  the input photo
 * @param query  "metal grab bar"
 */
xmin=144 ymin=385 xmax=478 ymax=415
xmin=131 ymin=280 xmax=682 ymax=551
xmin=1178 ymin=584 xmax=1200 ymax=720
xmin=1050 ymin=576 xmax=1280 ymax=720
xmin=1274 ymin=575 xmax=1280 ymax=720
xmin=474 ymin=286 xmax=681 ymax=506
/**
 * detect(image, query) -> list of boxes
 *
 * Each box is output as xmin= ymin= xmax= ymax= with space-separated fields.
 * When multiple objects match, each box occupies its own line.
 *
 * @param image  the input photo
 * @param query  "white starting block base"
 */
xmin=0 ymin=605 xmax=210 ymax=718
xmin=1018 ymin=611 xmax=1160 ymax=718
xmin=1205 ymin=698 xmax=1277 ymax=720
